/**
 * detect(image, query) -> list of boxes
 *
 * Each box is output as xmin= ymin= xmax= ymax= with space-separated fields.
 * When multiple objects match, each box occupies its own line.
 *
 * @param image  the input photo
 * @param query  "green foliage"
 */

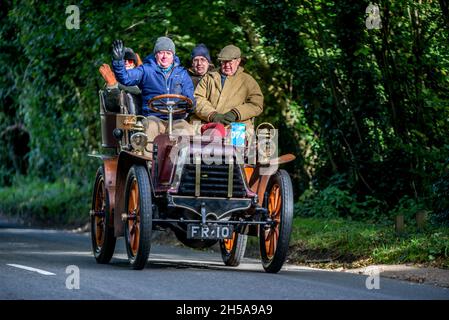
xmin=430 ymin=163 xmax=449 ymax=226
xmin=295 ymin=183 xmax=387 ymax=221
xmin=247 ymin=0 xmax=449 ymax=215
xmin=1 ymin=0 xmax=449 ymax=226
xmin=388 ymin=196 xmax=427 ymax=221
xmin=0 ymin=176 xmax=90 ymax=227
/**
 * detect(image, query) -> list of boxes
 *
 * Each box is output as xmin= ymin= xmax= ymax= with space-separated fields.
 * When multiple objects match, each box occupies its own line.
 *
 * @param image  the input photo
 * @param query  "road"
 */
xmin=0 ymin=221 xmax=448 ymax=300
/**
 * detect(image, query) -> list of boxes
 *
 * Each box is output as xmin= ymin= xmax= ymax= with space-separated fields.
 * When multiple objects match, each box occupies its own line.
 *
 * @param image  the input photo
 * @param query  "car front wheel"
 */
xmin=124 ymin=165 xmax=152 ymax=270
xmin=259 ymin=169 xmax=293 ymax=273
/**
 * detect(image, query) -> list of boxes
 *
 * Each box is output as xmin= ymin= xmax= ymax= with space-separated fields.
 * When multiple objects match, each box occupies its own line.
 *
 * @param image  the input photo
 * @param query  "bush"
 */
xmin=295 ymin=184 xmax=387 ymax=221
xmin=431 ymin=168 xmax=449 ymax=226
xmin=388 ymin=195 xmax=428 ymax=225
xmin=0 ymin=176 xmax=91 ymax=227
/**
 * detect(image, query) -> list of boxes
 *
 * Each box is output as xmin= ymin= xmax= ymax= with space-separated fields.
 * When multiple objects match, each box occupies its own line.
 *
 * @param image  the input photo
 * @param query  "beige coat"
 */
xmin=192 ymin=67 xmax=264 ymax=130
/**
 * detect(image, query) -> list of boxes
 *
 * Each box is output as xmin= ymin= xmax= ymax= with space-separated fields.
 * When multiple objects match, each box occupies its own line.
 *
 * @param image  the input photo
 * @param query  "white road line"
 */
xmin=6 ymin=264 xmax=56 ymax=276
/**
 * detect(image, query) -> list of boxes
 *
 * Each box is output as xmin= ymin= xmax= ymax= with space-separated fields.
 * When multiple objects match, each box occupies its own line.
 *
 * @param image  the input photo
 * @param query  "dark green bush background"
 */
xmin=1 ymin=0 xmax=449 ymax=224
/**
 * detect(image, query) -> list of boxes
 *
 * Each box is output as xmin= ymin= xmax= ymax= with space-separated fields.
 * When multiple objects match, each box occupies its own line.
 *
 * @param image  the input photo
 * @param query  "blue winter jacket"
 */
xmin=112 ymin=54 xmax=195 ymax=119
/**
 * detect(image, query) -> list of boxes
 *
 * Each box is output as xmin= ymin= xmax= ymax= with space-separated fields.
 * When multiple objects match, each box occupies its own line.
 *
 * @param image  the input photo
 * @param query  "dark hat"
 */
xmin=124 ymin=47 xmax=137 ymax=64
xmin=191 ymin=43 xmax=211 ymax=63
xmin=153 ymin=36 xmax=176 ymax=54
xmin=217 ymin=45 xmax=241 ymax=61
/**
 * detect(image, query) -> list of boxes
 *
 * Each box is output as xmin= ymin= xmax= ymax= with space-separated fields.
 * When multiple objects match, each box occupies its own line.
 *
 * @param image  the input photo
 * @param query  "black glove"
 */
xmin=112 ymin=39 xmax=125 ymax=61
xmin=223 ymin=111 xmax=237 ymax=125
xmin=211 ymin=113 xmax=226 ymax=124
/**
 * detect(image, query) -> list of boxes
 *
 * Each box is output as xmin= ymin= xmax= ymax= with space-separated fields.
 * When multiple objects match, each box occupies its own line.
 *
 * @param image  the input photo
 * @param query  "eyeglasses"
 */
xmin=125 ymin=59 xmax=135 ymax=65
xmin=193 ymin=57 xmax=209 ymax=64
xmin=220 ymin=59 xmax=237 ymax=65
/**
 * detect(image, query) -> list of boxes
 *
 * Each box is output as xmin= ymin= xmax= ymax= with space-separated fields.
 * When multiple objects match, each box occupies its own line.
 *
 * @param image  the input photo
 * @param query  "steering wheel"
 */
xmin=147 ymin=94 xmax=193 ymax=115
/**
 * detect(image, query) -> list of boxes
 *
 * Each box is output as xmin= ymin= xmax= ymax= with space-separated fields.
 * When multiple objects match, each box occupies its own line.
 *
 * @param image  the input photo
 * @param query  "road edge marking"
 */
xmin=6 ymin=264 xmax=56 ymax=276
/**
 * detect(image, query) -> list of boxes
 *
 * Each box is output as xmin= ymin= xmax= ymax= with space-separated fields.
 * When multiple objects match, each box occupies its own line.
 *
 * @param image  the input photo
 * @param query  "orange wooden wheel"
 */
xmin=259 ymin=170 xmax=293 ymax=273
xmin=220 ymin=229 xmax=247 ymax=266
xmin=264 ymin=183 xmax=281 ymax=259
xmin=94 ymin=178 xmax=105 ymax=248
xmin=123 ymin=165 xmax=152 ymax=270
xmin=223 ymin=232 xmax=236 ymax=253
xmin=127 ymin=178 xmax=141 ymax=257
xmin=91 ymin=166 xmax=116 ymax=264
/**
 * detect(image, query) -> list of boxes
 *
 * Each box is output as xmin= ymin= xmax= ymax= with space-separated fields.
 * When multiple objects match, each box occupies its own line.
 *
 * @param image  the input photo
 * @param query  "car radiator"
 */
xmin=178 ymin=160 xmax=247 ymax=198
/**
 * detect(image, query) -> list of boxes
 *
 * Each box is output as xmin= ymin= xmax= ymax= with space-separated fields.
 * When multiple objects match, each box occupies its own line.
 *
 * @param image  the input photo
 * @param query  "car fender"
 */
xmin=248 ymin=153 xmax=296 ymax=206
xmin=113 ymin=151 xmax=149 ymax=237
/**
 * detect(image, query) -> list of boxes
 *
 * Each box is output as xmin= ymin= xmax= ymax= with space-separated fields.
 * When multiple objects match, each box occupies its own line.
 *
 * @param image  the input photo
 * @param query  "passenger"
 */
xmin=193 ymin=44 xmax=263 ymax=134
xmin=99 ymin=47 xmax=141 ymax=113
xmin=188 ymin=43 xmax=214 ymax=88
xmin=111 ymin=37 xmax=195 ymax=148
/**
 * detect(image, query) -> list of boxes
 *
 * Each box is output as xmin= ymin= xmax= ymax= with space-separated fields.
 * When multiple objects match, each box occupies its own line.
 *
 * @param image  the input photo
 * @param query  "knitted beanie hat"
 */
xmin=191 ymin=43 xmax=211 ymax=63
xmin=153 ymin=36 xmax=175 ymax=54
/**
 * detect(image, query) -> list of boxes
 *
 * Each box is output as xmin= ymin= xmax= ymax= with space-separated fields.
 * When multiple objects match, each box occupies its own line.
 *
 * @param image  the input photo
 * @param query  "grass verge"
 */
xmin=287 ymin=217 xmax=449 ymax=269
xmin=0 ymin=177 xmax=90 ymax=228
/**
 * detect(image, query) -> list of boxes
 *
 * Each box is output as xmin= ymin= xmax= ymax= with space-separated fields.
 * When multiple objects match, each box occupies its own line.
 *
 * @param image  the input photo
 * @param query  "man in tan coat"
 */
xmin=193 ymin=44 xmax=263 ymax=133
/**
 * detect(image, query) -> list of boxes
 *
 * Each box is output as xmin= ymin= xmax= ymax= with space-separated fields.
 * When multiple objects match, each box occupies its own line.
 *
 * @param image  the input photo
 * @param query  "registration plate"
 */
xmin=187 ymin=224 xmax=234 ymax=240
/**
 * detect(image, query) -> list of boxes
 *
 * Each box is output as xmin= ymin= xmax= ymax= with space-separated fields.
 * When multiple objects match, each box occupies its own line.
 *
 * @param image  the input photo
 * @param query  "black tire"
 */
xmin=91 ymin=166 xmax=116 ymax=264
xmin=219 ymin=232 xmax=247 ymax=266
xmin=124 ymin=165 xmax=152 ymax=270
xmin=259 ymin=169 xmax=293 ymax=273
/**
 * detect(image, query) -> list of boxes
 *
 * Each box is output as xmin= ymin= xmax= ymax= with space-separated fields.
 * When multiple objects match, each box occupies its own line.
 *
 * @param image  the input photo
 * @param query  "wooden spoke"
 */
xmin=265 ymin=184 xmax=282 ymax=259
xmin=94 ymin=179 xmax=105 ymax=248
xmin=127 ymin=179 xmax=140 ymax=257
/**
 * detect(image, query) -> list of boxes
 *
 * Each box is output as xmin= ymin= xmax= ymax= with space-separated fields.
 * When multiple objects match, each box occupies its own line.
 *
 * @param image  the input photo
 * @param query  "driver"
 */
xmin=111 ymin=37 xmax=195 ymax=154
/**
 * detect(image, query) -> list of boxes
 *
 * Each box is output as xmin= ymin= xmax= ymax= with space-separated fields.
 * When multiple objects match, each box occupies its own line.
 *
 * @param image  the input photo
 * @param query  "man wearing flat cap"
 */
xmin=193 ymin=44 xmax=263 ymax=131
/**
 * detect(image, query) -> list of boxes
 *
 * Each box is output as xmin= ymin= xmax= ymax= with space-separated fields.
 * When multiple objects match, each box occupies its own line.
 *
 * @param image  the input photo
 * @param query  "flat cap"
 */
xmin=217 ymin=45 xmax=241 ymax=61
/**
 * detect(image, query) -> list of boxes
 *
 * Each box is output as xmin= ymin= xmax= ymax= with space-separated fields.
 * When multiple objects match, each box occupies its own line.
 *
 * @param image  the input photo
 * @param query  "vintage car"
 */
xmin=90 ymin=89 xmax=295 ymax=273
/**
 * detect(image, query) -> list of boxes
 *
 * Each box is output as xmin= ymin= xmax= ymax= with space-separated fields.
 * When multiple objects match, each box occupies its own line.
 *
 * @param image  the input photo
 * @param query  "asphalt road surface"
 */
xmin=0 ymin=220 xmax=448 ymax=300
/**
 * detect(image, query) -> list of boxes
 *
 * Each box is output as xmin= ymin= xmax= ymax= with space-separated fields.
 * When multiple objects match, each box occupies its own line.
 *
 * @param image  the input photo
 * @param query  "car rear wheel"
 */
xmin=124 ymin=165 xmax=152 ymax=270
xmin=91 ymin=166 xmax=116 ymax=264
xmin=259 ymin=169 xmax=293 ymax=273
xmin=219 ymin=231 xmax=247 ymax=266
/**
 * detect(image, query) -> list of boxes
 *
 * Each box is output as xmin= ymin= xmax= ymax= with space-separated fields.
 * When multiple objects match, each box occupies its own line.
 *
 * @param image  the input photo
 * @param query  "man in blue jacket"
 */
xmin=111 ymin=37 xmax=195 ymax=153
